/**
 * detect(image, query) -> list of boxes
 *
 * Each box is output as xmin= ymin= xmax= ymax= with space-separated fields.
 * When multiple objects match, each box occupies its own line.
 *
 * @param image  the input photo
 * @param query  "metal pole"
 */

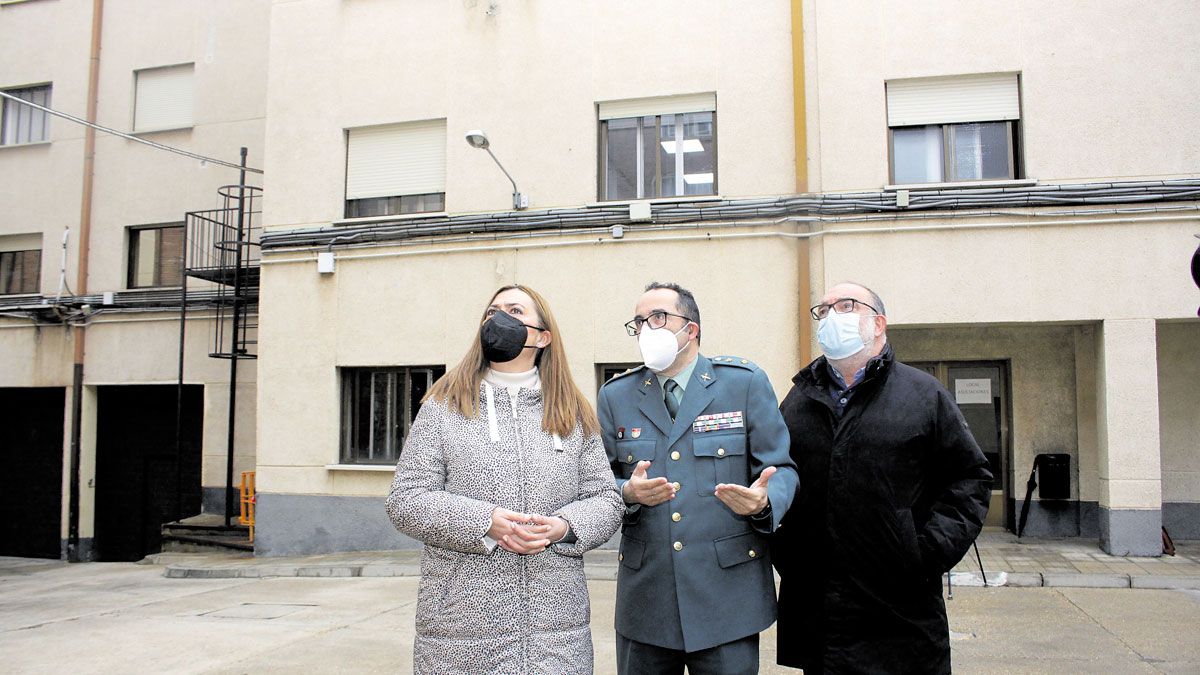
xmin=224 ymin=148 xmax=248 ymax=528
xmin=174 ymin=219 xmax=188 ymax=524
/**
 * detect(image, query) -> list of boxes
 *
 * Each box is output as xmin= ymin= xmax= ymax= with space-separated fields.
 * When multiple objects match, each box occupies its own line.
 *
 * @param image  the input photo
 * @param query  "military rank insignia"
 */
xmin=692 ymin=411 xmax=745 ymax=433
xmin=617 ymin=427 xmax=625 ymax=439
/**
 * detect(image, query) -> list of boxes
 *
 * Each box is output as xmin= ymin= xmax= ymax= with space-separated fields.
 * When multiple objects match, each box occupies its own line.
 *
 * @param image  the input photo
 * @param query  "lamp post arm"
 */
xmin=484 ymin=147 xmax=520 ymax=195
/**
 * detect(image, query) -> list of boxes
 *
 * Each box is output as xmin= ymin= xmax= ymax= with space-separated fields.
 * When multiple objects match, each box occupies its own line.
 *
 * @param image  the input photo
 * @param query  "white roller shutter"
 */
xmin=598 ymin=92 xmax=716 ymax=120
xmin=0 ymin=233 xmax=42 ymax=253
xmin=346 ymin=119 xmax=446 ymax=200
xmin=134 ymin=64 xmax=194 ymax=132
xmin=886 ymin=73 xmax=1019 ymax=127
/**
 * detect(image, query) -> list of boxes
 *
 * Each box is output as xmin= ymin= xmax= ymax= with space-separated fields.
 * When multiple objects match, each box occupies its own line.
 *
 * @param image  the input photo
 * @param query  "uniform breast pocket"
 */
xmin=692 ymin=432 xmax=747 ymax=496
xmin=615 ymin=440 xmax=656 ymax=479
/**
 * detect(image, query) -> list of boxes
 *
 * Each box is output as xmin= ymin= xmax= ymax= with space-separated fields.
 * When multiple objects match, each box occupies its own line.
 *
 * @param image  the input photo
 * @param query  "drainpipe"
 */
xmin=790 ymin=0 xmax=813 ymax=367
xmin=67 ymin=0 xmax=103 ymax=563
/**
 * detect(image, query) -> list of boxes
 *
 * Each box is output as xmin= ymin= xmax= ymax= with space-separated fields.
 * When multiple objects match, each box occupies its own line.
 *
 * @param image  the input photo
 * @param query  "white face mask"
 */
xmin=638 ymin=323 xmax=690 ymax=372
xmin=817 ymin=311 xmax=871 ymax=360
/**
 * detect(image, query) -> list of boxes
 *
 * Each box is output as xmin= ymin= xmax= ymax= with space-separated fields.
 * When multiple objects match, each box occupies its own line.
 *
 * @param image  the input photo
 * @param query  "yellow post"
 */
xmin=791 ymin=0 xmax=813 ymax=368
xmin=239 ymin=471 xmax=256 ymax=543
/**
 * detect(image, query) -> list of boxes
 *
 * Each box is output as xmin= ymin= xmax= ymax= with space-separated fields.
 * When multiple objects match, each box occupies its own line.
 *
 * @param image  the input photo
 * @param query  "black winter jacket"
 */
xmin=772 ymin=345 xmax=992 ymax=674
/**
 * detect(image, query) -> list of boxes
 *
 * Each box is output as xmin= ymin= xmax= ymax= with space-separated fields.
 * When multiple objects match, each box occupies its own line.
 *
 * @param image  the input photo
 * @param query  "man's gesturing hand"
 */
xmin=622 ymin=460 xmax=676 ymax=506
xmin=714 ymin=466 xmax=777 ymax=515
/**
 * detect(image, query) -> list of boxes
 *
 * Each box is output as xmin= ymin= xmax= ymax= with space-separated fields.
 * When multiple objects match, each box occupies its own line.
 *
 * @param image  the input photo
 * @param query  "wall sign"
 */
xmin=955 ymin=378 xmax=992 ymax=405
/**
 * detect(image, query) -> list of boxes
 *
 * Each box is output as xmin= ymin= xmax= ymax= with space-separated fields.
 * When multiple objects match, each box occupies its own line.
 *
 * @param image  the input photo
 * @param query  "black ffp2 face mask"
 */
xmin=480 ymin=310 xmax=544 ymax=364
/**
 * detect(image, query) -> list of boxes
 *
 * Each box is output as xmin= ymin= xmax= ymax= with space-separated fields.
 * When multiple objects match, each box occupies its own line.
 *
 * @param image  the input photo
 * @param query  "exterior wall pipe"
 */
xmin=67 ymin=0 xmax=103 ymax=563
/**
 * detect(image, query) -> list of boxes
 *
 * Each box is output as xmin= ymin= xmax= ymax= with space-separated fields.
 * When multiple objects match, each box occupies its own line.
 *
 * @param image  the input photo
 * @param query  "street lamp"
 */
xmin=465 ymin=130 xmax=529 ymax=210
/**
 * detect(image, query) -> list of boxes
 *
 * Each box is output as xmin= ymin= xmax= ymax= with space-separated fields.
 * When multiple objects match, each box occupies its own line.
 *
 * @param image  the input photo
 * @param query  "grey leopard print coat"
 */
xmin=386 ymin=384 xmax=624 ymax=674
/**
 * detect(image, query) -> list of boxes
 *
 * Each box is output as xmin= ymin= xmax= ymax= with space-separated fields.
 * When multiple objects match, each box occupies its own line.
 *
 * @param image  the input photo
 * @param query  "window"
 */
xmin=599 ymin=93 xmax=716 ymax=200
xmin=596 ymin=363 xmax=642 ymax=393
xmin=1 ymin=84 xmax=51 ymax=145
xmin=0 ymin=249 xmax=40 ymax=295
xmin=133 ymin=64 xmax=194 ymax=132
xmin=886 ymin=73 xmax=1021 ymax=184
xmin=128 ymin=224 xmax=184 ymax=288
xmin=341 ymin=366 xmax=446 ymax=464
xmin=345 ymin=119 xmax=446 ymax=218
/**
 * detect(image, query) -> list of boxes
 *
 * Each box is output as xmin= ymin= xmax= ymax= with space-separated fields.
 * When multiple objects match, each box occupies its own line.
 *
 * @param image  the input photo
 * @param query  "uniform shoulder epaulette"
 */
xmin=710 ymin=355 xmax=757 ymax=370
xmin=603 ymin=365 xmax=647 ymax=384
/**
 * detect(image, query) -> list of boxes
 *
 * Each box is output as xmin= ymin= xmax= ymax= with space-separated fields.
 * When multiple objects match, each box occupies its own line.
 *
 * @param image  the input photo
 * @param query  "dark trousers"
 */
xmin=616 ymin=632 xmax=760 ymax=675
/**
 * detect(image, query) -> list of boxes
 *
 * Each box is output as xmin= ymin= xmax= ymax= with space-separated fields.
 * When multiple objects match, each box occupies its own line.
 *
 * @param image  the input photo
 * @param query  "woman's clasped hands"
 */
xmin=488 ymin=507 xmax=569 ymax=555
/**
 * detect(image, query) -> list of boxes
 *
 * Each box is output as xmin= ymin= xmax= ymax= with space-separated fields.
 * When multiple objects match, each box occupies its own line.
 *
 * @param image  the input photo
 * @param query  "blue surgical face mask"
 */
xmin=817 ymin=311 xmax=868 ymax=360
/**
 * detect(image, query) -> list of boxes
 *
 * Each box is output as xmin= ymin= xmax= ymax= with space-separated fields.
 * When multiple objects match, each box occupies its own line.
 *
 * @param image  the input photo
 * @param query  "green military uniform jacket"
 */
xmin=597 ymin=354 xmax=798 ymax=653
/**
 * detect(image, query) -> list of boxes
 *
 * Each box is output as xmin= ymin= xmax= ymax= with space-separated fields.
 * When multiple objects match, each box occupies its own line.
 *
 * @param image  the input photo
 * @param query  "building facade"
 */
xmin=0 ymin=0 xmax=268 ymax=561
xmin=254 ymin=0 xmax=1199 ymax=557
xmin=3 ymin=1 xmax=1196 ymax=562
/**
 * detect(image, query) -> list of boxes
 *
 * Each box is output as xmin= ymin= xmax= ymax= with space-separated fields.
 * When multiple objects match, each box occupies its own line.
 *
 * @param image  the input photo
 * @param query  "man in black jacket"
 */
xmin=772 ymin=282 xmax=992 ymax=674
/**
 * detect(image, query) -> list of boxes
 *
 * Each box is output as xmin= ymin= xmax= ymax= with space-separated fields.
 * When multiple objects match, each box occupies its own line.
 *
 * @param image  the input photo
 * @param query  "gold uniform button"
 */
xmin=741 ymin=359 xmax=749 ymax=364
xmin=626 ymin=454 xmax=633 ymax=463
xmin=670 ymin=451 xmax=680 ymax=461
xmin=717 ymin=448 xmax=726 ymax=457
xmin=673 ymin=541 xmax=683 ymax=551
xmin=672 ymin=482 xmax=681 ymax=491
xmin=672 ymin=512 xmax=681 ymax=522
xmin=748 ymin=549 xmax=757 ymax=558
xmin=619 ymin=553 xmax=624 ymax=561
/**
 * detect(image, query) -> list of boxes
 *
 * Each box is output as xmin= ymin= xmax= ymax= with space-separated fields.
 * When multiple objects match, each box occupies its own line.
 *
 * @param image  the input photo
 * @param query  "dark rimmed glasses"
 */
xmin=624 ymin=310 xmax=692 ymax=336
xmin=809 ymin=298 xmax=880 ymax=321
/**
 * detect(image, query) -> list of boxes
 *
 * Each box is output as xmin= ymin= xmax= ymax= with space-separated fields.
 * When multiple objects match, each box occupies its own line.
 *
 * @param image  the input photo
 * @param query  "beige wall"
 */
xmin=1158 ymin=321 xmax=1200 ymax=504
xmin=263 ymin=0 xmax=796 ymax=230
xmin=814 ymin=215 xmax=1200 ymax=326
xmin=256 ymin=225 xmax=803 ymax=496
xmin=804 ymin=0 xmax=1200 ymax=191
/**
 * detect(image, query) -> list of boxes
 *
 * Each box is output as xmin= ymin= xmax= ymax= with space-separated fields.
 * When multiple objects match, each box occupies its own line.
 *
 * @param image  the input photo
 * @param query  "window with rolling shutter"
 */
xmin=598 ymin=93 xmax=717 ymax=201
xmin=127 ymin=223 xmax=183 ymax=288
xmin=345 ymin=119 xmax=446 ymax=218
xmin=133 ymin=64 xmax=194 ymax=133
xmin=886 ymin=73 xmax=1021 ymax=185
xmin=1 ymin=84 xmax=52 ymax=145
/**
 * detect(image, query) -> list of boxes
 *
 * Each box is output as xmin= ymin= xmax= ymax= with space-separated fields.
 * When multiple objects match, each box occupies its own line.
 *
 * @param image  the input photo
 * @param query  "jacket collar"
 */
xmin=636 ymin=354 xmax=717 ymax=440
xmin=795 ymin=343 xmax=895 ymax=390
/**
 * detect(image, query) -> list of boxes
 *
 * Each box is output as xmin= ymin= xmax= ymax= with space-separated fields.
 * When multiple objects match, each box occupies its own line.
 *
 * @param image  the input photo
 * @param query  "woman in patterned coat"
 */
xmin=387 ymin=284 xmax=624 ymax=674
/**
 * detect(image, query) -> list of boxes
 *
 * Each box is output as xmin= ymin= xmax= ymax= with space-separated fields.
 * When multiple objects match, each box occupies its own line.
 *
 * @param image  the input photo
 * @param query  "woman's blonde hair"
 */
xmin=424 ymin=284 xmax=599 ymax=437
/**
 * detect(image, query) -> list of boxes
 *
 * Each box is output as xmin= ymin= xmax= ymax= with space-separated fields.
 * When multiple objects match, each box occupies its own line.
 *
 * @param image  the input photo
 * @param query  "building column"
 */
xmin=1096 ymin=319 xmax=1162 ymax=556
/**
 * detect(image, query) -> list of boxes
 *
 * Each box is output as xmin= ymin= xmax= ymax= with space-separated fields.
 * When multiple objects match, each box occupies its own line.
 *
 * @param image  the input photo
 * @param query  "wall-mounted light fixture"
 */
xmin=465 ymin=130 xmax=529 ymax=210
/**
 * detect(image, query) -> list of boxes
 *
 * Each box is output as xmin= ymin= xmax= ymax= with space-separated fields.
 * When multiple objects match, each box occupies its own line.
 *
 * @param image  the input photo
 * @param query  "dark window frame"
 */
xmin=598 ymin=111 xmax=717 ymax=201
xmin=596 ymin=363 xmax=643 ymax=394
xmin=887 ymin=119 xmax=1021 ymax=185
xmin=340 ymin=365 xmax=446 ymax=465
xmin=127 ymin=222 xmax=184 ymax=289
xmin=1 ymin=83 xmax=52 ymax=146
xmin=0 ymin=249 xmax=41 ymax=295
xmin=344 ymin=192 xmax=445 ymax=219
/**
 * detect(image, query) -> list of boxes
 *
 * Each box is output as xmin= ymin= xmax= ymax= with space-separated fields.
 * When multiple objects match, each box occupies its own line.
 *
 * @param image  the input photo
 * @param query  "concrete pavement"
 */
xmin=3 ymin=554 xmax=1200 ymax=673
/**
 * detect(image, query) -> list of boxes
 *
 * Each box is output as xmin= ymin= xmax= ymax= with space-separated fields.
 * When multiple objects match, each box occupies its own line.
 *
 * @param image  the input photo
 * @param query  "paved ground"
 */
xmin=3 ymin=555 xmax=1200 ymax=674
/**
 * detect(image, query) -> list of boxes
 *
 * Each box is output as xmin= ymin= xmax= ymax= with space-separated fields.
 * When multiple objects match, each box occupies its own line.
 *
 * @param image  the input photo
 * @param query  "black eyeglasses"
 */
xmin=624 ymin=310 xmax=692 ymax=336
xmin=809 ymin=298 xmax=880 ymax=320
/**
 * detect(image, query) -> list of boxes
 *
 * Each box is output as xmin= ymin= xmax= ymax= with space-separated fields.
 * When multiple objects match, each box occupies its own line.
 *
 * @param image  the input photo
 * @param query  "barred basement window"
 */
xmin=341 ymin=366 xmax=446 ymax=465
